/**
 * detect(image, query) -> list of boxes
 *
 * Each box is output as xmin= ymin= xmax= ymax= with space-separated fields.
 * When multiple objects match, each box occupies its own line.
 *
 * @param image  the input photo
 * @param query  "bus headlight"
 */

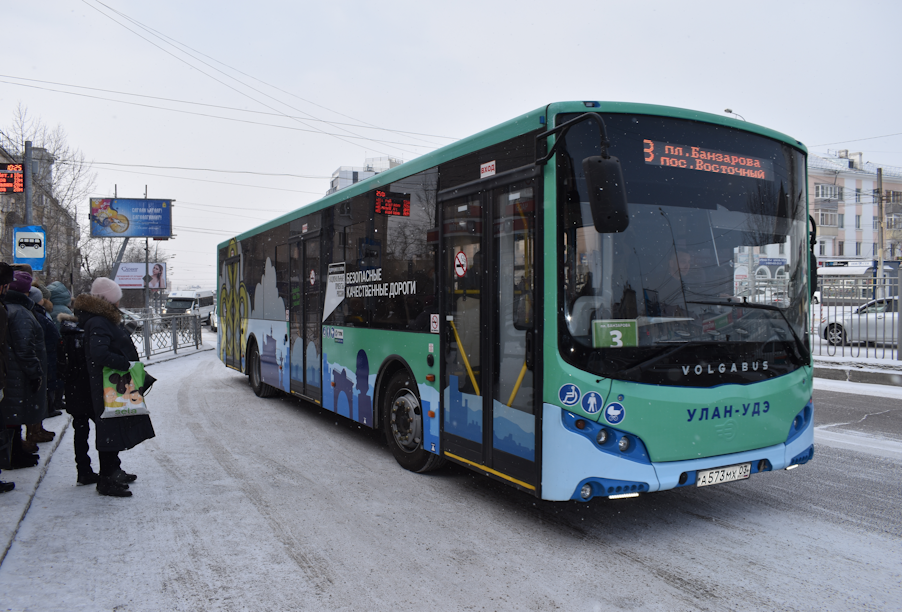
xmin=618 ymin=436 xmax=630 ymax=452
xmin=596 ymin=429 xmax=609 ymax=445
xmin=580 ymin=484 xmax=593 ymax=499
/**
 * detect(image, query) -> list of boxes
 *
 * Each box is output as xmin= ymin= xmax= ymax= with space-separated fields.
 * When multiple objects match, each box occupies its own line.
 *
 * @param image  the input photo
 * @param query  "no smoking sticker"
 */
xmin=454 ymin=251 xmax=468 ymax=278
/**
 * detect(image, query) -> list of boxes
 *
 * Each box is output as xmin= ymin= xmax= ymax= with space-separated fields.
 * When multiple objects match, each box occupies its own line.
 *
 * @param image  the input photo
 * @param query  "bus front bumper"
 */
xmin=540 ymin=403 xmax=814 ymax=502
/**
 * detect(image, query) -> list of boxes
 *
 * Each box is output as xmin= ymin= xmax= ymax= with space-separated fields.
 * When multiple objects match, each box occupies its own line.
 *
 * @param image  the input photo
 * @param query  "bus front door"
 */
xmin=441 ymin=172 xmax=538 ymax=490
xmin=289 ymin=237 xmax=323 ymax=402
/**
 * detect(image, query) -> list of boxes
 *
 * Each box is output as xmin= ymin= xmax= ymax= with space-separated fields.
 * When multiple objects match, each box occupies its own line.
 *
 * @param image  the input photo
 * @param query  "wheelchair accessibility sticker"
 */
xmin=558 ymin=384 xmax=581 ymax=407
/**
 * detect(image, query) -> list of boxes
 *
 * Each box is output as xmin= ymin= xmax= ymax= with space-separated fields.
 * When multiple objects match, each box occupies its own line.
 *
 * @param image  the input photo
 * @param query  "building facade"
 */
xmin=326 ymin=156 xmax=403 ymax=195
xmin=809 ymin=150 xmax=902 ymax=265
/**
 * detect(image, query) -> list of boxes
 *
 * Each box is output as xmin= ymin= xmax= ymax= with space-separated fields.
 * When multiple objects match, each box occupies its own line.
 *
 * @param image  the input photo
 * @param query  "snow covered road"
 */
xmin=0 ymin=351 xmax=899 ymax=611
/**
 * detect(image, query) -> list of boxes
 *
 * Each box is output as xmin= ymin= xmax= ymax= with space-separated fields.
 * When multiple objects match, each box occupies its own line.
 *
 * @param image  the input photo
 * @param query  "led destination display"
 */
xmin=374 ymin=190 xmax=410 ymax=216
xmin=643 ymin=139 xmax=774 ymax=180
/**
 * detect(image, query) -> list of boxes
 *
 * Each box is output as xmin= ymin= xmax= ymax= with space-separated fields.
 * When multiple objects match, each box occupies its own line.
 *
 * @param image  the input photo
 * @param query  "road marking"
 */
xmin=814 ymin=427 xmax=902 ymax=461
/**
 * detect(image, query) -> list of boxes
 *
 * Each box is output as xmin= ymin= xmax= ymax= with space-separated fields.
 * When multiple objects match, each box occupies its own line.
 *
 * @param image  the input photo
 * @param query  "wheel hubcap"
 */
xmin=390 ymin=391 xmax=422 ymax=453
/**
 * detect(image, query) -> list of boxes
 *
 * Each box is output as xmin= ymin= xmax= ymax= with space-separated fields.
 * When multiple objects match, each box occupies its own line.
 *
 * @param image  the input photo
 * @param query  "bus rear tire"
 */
xmin=249 ymin=342 xmax=279 ymax=398
xmin=382 ymin=371 xmax=445 ymax=473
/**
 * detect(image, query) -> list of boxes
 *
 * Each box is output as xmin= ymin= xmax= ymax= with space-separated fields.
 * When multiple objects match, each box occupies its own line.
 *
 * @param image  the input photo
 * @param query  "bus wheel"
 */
xmin=249 ymin=342 xmax=279 ymax=398
xmin=382 ymin=371 xmax=445 ymax=473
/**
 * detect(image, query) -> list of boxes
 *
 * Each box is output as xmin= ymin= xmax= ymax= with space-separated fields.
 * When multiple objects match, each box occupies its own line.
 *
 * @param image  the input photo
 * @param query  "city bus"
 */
xmin=217 ymin=101 xmax=814 ymax=501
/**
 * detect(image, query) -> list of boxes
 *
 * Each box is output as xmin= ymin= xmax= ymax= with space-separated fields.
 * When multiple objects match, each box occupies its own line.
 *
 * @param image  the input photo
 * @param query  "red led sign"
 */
xmin=643 ymin=139 xmax=774 ymax=180
xmin=0 ymin=163 xmax=24 ymax=193
xmin=374 ymin=190 xmax=411 ymax=217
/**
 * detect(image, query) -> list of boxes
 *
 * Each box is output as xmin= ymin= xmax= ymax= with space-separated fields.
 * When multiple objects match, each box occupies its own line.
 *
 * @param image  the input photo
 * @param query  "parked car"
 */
xmin=120 ymin=309 xmax=162 ymax=334
xmin=209 ymin=309 xmax=217 ymax=332
xmin=818 ymin=296 xmax=899 ymax=346
xmin=812 ymin=290 xmax=821 ymax=305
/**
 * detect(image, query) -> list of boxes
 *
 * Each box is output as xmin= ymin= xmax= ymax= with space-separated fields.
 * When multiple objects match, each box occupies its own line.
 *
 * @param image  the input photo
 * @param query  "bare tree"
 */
xmin=1 ymin=103 xmax=96 ymax=285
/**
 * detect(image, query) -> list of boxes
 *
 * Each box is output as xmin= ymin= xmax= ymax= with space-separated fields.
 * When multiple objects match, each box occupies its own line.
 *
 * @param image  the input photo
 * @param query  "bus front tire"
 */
xmin=382 ymin=371 xmax=445 ymax=473
xmin=249 ymin=342 xmax=279 ymax=398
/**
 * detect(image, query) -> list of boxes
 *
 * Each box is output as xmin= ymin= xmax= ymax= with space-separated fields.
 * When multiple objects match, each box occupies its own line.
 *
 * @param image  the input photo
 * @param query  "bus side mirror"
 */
xmin=583 ymin=155 xmax=629 ymax=233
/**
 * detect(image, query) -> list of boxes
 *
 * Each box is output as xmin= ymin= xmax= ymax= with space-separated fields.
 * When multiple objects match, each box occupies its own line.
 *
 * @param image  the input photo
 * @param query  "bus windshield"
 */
xmin=558 ymin=113 xmax=809 ymax=386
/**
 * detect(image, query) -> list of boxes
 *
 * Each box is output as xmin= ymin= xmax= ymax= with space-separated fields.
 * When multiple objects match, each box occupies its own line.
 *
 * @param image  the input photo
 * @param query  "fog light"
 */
xmin=618 ymin=436 xmax=630 ymax=452
xmin=596 ymin=429 xmax=609 ymax=445
xmin=580 ymin=484 xmax=593 ymax=499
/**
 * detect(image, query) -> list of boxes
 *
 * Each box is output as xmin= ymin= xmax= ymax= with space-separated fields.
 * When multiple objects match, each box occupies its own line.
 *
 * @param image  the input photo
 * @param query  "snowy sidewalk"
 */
xmin=0 ymin=333 xmax=215 ymax=567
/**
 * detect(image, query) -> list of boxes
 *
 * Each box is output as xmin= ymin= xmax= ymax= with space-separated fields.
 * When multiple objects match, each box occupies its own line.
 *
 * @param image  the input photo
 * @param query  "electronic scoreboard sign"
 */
xmin=0 ymin=163 xmax=24 ymax=193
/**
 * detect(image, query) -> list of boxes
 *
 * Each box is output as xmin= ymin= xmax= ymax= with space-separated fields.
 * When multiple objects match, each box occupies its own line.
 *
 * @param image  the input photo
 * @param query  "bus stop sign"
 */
xmin=13 ymin=225 xmax=46 ymax=271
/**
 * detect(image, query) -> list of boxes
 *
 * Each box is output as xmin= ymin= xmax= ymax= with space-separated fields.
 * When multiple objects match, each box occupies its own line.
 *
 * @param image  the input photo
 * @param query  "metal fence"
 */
xmin=810 ymin=269 xmax=901 ymax=360
xmin=126 ymin=312 xmax=203 ymax=359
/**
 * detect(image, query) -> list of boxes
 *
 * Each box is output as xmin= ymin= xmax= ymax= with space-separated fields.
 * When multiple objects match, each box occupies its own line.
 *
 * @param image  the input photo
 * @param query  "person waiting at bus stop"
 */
xmin=0 ymin=271 xmax=46 ymax=471
xmin=58 ymin=310 xmax=99 ymax=485
xmin=76 ymin=277 xmax=155 ymax=497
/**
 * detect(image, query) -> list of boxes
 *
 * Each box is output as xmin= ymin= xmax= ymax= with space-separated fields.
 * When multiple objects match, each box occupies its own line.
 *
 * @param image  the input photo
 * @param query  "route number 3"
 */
xmin=592 ymin=320 xmax=639 ymax=349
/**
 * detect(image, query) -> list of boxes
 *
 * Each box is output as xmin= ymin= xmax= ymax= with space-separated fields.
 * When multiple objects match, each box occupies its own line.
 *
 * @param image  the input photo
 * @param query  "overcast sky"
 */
xmin=4 ymin=0 xmax=901 ymax=289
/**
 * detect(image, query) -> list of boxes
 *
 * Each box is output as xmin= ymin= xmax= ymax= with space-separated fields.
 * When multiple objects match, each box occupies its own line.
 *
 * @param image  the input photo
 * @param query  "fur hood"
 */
xmin=72 ymin=293 xmax=122 ymax=325
xmin=57 ymin=313 xmax=79 ymax=323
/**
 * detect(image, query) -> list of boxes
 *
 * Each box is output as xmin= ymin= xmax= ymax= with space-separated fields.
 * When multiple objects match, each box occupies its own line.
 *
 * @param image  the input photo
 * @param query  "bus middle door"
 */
xmin=289 ymin=237 xmax=323 ymax=402
xmin=440 ymin=169 xmax=539 ymax=491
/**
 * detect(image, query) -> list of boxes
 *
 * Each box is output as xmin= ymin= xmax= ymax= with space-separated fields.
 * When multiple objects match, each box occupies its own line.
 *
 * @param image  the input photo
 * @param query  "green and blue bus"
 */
xmin=217 ymin=101 xmax=814 ymax=501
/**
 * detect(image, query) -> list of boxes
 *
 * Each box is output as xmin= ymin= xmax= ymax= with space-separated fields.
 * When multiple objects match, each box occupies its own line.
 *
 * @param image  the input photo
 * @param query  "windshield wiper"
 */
xmin=687 ymin=300 xmax=810 ymax=361
xmin=612 ymin=341 xmax=706 ymax=378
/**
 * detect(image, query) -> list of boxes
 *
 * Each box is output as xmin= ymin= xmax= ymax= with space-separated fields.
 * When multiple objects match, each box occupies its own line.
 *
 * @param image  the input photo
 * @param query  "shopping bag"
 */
xmin=101 ymin=362 xmax=151 ymax=418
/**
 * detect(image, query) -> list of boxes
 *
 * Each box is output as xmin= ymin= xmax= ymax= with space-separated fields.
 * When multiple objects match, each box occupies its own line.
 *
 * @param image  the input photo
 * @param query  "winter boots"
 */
xmin=96 ymin=476 xmax=131 ymax=497
xmin=77 ymin=470 xmax=100 ymax=485
xmin=26 ymin=423 xmax=55 ymax=444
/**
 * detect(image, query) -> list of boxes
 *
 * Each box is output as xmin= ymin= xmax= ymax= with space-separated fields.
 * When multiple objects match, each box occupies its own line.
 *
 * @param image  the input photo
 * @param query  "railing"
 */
xmin=126 ymin=313 xmax=203 ymax=359
xmin=809 ymin=270 xmax=901 ymax=361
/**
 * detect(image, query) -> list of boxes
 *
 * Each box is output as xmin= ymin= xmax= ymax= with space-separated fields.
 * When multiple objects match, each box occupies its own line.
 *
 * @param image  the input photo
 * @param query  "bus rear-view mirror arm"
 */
xmin=535 ymin=112 xmax=629 ymax=233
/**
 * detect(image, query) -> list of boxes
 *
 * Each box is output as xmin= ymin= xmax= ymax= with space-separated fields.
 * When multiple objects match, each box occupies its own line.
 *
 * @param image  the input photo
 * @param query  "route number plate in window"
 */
xmin=696 ymin=462 xmax=751 ymax=487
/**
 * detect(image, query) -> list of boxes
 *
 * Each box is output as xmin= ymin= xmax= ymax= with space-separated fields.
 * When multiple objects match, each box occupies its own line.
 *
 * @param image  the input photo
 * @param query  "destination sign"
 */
xmin=0 ymin=163 xmax=24 ymax=193
xmin=643 ymin=139 xmax=774 ymax=180
xmin=374 ymin=190 xmax=410 ymax=217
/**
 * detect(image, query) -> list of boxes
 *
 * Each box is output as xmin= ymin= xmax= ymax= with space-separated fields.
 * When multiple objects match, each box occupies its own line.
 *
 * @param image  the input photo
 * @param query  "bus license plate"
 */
xmin=696 ymin=463 xmax=751 ymax=487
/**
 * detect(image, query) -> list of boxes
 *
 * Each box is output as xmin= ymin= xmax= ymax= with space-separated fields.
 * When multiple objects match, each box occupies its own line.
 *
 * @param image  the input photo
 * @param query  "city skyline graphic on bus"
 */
xmin=290 ymin=338 xmax=321 ymax=388
xmin=444 ymin=376 xmax=535 ymax=461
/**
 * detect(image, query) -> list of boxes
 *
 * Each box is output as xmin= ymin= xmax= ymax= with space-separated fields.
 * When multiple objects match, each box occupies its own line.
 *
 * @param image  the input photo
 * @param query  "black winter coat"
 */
xmin=0 ymin=300 xmax=7 ymax=397
xmin=0 ymin=290 xmax=47 ymax=426
xmin=32 ymin=302 xmax=61 ymax=391
xmin=58 ymin=313 xmax=94 ymax=419
xmin=74 ymin=294 xmax=155 ymax=452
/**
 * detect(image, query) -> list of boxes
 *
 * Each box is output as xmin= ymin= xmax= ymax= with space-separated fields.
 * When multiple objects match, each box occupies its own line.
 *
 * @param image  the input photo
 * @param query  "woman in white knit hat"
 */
xmin=72 ymin=278 xmax=155 ymax=497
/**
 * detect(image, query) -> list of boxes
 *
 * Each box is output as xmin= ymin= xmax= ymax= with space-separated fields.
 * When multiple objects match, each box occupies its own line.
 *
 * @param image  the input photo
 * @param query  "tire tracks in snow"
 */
xmin=174 ymin=359 xmax=337 ymax=599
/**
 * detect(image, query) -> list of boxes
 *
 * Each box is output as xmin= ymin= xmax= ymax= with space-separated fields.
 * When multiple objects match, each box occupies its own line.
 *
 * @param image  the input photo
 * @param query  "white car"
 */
xmin=818 ymin=297 xmax=899 ymax=346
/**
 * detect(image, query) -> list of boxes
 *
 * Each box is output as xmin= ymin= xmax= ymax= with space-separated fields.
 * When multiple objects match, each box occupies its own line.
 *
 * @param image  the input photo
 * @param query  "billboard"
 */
xmin=90 ymin=198 xmax=172 ymax=238
xmin=113 ymin=262 xmax=168 ymax=290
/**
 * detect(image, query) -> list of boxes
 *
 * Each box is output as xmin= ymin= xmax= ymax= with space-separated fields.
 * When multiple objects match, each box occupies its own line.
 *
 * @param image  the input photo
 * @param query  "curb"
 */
xmin=813 ymin=366 xmax=902 ymax=386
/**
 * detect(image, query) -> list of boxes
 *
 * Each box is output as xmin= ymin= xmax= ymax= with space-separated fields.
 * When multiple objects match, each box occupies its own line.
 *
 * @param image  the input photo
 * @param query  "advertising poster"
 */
xmin=114 ymin=262 xmax=167 ymax=289
xmin=90 ymin=198 xmax=172 ymax=238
